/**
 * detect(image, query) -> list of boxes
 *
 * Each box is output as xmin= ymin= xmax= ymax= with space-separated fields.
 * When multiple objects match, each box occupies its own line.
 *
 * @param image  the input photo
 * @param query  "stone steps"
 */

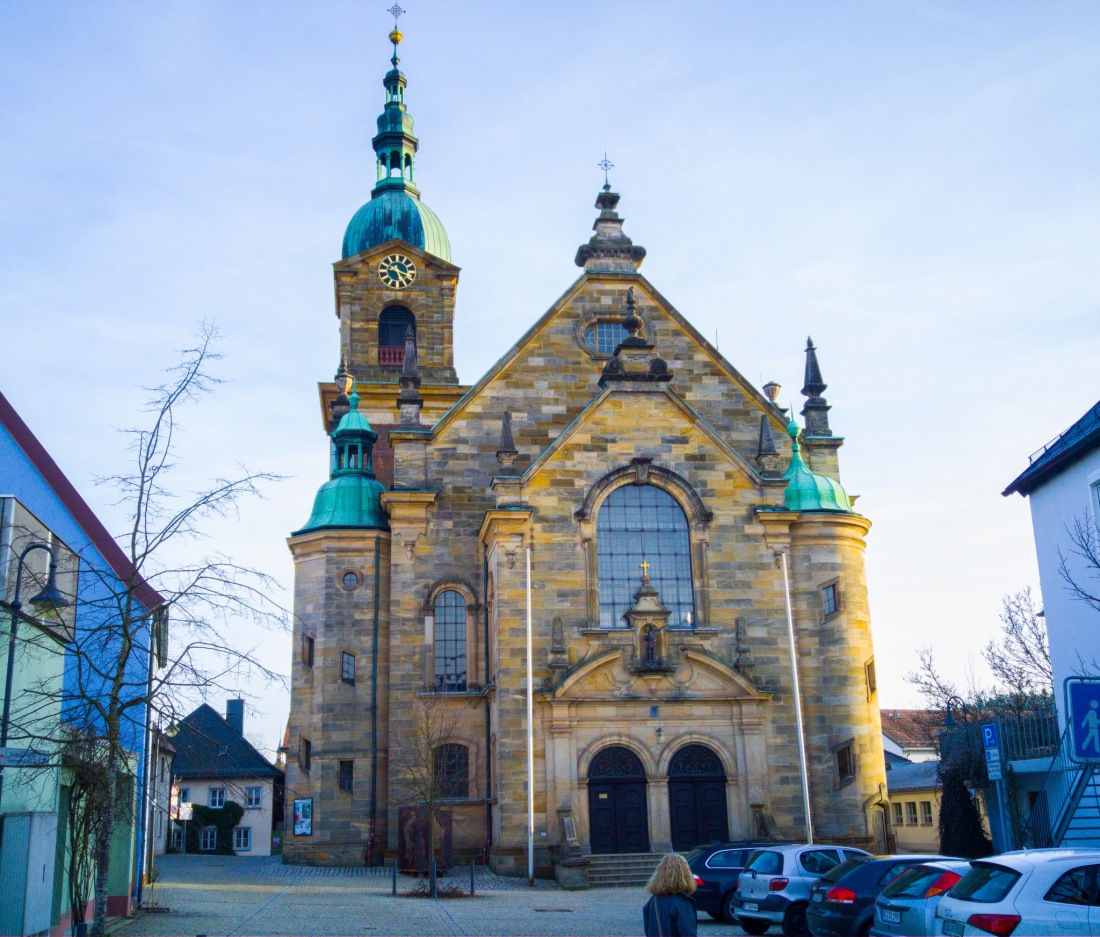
xmin=587 ymin=852 xmax=669 ymax=887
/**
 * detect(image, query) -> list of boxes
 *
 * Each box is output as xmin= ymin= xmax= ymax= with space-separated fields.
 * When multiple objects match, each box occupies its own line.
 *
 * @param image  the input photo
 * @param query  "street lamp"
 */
xmin=0 ymin=542 xmax=71 ymax=810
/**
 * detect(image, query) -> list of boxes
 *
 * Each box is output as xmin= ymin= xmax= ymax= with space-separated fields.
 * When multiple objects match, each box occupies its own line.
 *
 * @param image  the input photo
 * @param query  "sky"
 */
xmin=2 ymin=1 xmax=1099 ymax=757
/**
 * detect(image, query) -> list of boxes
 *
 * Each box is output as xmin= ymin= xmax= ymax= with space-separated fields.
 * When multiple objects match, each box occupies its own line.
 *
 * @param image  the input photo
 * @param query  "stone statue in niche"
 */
xmin=643 ymin=625 xmax=657 ymax=666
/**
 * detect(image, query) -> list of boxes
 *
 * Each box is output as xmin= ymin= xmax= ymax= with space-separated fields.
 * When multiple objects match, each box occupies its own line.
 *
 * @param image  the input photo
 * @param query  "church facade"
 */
xmin=283 ymin=26 xmax=887 ymax=875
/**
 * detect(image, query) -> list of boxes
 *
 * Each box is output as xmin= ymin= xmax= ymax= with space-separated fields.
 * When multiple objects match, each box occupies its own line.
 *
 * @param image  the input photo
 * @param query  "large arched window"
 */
xmin=433 ymin=590 xmax=467 ymax=692
xmin=378 ymin=306 xmax=415 ymax=367
xmin=597 ymin=484 xmax=695 ymax=629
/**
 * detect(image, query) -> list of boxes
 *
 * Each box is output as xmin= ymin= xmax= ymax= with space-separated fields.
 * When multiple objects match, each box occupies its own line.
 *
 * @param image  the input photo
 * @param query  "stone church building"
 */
xmin=284 ymin=26 xmax=887 ymax=876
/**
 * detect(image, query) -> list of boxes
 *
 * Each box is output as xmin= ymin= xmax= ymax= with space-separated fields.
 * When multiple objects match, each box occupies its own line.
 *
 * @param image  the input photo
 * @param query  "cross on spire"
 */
xmin=598 ymin=152 xmax=614 ymax=191
xmin=388 ymin=3 xmax=405 ymax=24
xmin=640 ymin=559 xmax=650 ymax=576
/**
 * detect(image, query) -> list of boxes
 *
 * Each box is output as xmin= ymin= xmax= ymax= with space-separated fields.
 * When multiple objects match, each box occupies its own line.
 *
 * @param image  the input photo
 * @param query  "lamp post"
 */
xmin=0 ymin=542 xmax=71 ymax=811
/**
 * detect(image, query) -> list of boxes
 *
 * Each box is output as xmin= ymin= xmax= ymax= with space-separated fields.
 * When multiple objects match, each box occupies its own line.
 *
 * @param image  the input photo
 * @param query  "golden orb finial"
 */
xmin=389 ymin=27 xmax=402 ymax=44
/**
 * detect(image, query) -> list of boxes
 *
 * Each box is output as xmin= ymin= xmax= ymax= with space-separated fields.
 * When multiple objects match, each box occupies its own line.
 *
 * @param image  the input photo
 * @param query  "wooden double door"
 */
xmin=668 ymin=744 xmax=730 ymax=851
xmin=588 ymin=747 xmax=650 ymax=855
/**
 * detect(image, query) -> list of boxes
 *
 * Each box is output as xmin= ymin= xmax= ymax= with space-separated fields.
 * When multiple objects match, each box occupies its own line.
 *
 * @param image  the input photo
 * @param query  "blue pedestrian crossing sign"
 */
xmin=1066 ymin=678 xmax=1100 ymax=763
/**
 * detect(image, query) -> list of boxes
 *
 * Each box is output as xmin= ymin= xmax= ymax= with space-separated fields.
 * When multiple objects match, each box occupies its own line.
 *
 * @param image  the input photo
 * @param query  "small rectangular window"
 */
xmin=234 ymin=827 xmax=252 ymax=851
xmin=303 ymin=634 xmax=315 ymax=668
xmin=178 ymin=787 xmax=190 ymax=803
xmin=892 ymin=802 xmax=904 ymax=826
xmin=209 ymin=787 xmax=226 ymax=808
xmin=339 ymin=760 xmax=354 ymax=793
xmin=836 ymin=745 xmax=855 ymax=782
xmin=865 ymin=657 xmax=877 ymax=697
xmin=906 ymin=801 xmax=918 ymax=825
xmin=300 ymin=737 xmax=312 ymax=771
xmin=821 ymin=581 xmax=841 ymax=619
xmin=245 ymin=786 xmax=262 ymax=809
xmin=920 ymin=801 xmax=933 ymax=826
xmin=171 ymin=826 xmax=184 ymax=852
xmin=201 ymin=827 xmax=217 ymax=851
xmin=342 ymin=651 xmax=356 ymax=684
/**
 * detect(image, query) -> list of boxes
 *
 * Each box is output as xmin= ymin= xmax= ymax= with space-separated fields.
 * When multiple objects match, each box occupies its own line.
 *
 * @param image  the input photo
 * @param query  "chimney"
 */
xmin=226 ymin=699 xmax=244 ymax=736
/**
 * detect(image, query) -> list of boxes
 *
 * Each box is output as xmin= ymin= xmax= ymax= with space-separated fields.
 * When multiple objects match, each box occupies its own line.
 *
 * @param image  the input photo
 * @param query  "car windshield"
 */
xmin=948 ymin=864 xmax=1021 ymax=903
xmin=683 ymin=847 xmax=707 ymax=863
xmin=820 ymin=858 xmax=864 ymax=884
xmin=745 ymin=851 xmax=784 ymax=875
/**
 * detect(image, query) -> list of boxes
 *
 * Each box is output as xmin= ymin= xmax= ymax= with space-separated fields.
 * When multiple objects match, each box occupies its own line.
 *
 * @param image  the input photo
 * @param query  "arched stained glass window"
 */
xmin=597 ymin=484 xmax=695 ymax=629
xmin=434 ymin=590 xmax=467 ymax=692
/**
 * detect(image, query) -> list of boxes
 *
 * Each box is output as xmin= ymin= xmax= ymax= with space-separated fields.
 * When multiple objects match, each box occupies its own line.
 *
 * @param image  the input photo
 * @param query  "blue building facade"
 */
xmin=0 ymin=389 xmax=163 ymax=933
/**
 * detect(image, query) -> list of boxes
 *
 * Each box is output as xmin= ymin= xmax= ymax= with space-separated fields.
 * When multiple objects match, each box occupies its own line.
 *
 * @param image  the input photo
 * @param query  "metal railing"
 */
xmin=998 ymin=711 xmax=1061 ymax=761
xmin=1030 ymin=723 xmax=1088 ymax=848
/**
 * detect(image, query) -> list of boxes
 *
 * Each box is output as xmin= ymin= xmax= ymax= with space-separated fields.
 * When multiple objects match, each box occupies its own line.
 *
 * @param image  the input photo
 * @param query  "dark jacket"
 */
xmin=643 ymin=893 xmax=697 ymax=937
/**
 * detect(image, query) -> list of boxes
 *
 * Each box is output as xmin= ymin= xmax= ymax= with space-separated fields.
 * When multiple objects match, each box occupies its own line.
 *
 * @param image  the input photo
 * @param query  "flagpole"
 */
xmin=526 ymin=545 xmax=534 ymax=885
xmin=779 ymin=550 xmax=814 ymax=844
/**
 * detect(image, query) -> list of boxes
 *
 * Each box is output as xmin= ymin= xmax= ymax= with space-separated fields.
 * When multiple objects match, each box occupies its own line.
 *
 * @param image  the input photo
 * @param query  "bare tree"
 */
xmin=983 ymin=587 xmax=1052 ymax=699
xmin=10 ymin=324 xmax=287 ymax=936
xmin=390 ymin=695 xmax=475 ymax=898
xmin=1060 ymin=516 xmax=1100 ymax=615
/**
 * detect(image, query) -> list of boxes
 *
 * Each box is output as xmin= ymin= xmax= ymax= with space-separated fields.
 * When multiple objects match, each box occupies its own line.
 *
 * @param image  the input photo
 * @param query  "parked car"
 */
xmin=870 ymin=860 xmax=971 ymax=937
xmin=806 ymin=854 xmax=956 ymax=937
xmin=685 ymin=841 xmax=791 ymax=923
xmin=936 ymin=849 xmax=1100 ymax=937
xmin=732 ymin=843 xmax=871 ymax=936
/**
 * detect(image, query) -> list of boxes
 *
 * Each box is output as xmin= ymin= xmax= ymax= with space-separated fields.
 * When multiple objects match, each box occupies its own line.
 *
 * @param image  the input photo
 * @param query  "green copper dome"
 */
xmin=342 ymin=188 xmax=451 ymax=262
xmin=295 ymin=393 xmax=389 ymax=534
xmin=782 ymin=421 xmax=853 ymax=512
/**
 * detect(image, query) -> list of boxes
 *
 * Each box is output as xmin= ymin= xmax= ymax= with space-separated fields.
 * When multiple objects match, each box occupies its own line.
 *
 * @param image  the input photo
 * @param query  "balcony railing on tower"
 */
xmin=378 ymin=345 xmax=405 ymax=367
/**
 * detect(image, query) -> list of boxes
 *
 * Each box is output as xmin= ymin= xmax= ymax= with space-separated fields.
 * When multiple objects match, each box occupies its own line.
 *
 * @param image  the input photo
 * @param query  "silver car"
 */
xmin=733 ymin=843 xmax=871 ymax=936
xmin=869 ymin=859 xmax=971 ymax=937
xmin=936 ymin=849 xmax=1100 ymax=936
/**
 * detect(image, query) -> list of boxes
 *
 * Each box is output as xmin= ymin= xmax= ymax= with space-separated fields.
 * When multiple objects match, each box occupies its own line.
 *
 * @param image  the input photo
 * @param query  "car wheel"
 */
xmin=781 ymin=902 xmax=809 ymax=937
xmin=721 ymin=892 xmax=740 ymax=925
xmin=858 ymin=922 xmax=872 ymax=937
xmin=739 ymin=919 xmax=770 ymax=935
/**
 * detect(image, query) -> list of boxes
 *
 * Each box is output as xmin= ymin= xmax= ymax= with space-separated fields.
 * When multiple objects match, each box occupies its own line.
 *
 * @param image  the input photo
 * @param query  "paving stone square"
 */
xmin=115 ymin=855 xmax=748 ymax=936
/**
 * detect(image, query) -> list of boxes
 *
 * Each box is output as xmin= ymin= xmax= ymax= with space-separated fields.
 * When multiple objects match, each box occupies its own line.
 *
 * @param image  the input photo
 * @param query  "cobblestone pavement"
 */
xmin=116 ymin=855 xmax=748 ymax=936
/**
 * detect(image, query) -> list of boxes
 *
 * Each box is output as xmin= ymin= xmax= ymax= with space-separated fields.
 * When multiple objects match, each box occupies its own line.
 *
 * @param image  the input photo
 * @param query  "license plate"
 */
xmin=881 ymin=909 xmax=902 ymax=924
xmin=812 ymin=892 xmax=824 ymax=903
xmin=743 ymin=902 xmax=759 ymax=912
xmin=943 ymin=920 xmax=964 ymax=936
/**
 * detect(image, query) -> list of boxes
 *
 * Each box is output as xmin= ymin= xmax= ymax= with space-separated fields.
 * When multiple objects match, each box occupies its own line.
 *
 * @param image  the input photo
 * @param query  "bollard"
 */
xmin=470 ymin=858 xmax=475 ymax=896
xmin=392 ymin=857 xmax=397 ymax=896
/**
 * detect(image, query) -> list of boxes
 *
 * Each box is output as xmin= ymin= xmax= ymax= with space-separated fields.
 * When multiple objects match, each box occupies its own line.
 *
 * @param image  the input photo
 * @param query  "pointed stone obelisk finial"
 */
xmin=496 ymin=411 xmax=518 ymax=468
xmin=800 ymin=337 xmax=832 ymax=436
xmin=398 ymin=325 xmax=423 ymax=426
xmin=756 ymin=415 xmax=781 ymax=476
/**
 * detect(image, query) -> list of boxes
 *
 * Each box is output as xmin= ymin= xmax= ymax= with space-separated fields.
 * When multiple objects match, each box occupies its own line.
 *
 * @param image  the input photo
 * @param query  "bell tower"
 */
xmin=328 ymin=19 xmax=462 ymax=427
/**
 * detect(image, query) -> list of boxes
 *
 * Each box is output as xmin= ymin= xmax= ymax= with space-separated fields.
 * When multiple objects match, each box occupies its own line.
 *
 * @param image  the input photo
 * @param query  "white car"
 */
xmin=936 ymin=849 xmax=1100 ymax=936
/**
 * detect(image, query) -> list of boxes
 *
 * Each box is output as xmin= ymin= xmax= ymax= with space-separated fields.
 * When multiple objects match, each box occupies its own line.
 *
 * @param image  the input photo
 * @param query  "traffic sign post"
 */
xmin=1066 ymin=678 xmax=1100 ymax=764
xmin=982 ymin=724 xmax=1012 ymax=851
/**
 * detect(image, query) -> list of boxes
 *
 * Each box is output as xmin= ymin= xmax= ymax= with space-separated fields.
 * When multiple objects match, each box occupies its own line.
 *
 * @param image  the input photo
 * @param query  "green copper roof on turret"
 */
xmin=295 ymin=392 xmax=389 ymax=533
xmin=782 ymin=420 xmax=853 ymax=512
xmin=341 ymin=24 xmax=451 ymax=262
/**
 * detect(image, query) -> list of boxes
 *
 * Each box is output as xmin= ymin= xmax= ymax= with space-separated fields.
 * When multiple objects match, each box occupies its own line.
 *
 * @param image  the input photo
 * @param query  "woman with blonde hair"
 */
xmin=642 ymin=853 xmax=698 ymax=936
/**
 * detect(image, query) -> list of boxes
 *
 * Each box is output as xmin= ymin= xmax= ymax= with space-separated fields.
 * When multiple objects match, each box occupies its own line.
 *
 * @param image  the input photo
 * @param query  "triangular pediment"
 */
xmin=335 ymin=237 xmax=460 ymax=274
xmin=550 ymin=649 xmax=767 ymax=701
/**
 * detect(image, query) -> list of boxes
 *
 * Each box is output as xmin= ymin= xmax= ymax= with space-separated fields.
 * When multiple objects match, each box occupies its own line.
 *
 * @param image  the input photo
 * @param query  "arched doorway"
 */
xmin=587 ymin=746 xmax=650 ymax=854
xmin=668 ymin=744 xmax=729 ymax=850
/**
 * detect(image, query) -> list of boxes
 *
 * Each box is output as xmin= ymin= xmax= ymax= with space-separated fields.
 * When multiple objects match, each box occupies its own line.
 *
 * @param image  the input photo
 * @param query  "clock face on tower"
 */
xmin=378 ymin=253 xmax=417 ymax=289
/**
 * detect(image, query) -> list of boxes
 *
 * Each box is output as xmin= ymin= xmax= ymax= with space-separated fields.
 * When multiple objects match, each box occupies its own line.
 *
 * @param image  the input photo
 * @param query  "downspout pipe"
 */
xmin=526 ymin=545 xmax=534 ymax=886
xmin=368 ymin=535 xmax=381 ymax=864
xmin=778 ymin=550 xmax=814 ymax=844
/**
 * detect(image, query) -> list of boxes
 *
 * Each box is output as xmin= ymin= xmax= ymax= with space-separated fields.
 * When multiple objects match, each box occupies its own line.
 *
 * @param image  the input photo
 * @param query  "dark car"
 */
xmin=806 ymin=854 xmax=954 ymax=937
xmin=686 ymin=841 xmax=788 ymax=923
